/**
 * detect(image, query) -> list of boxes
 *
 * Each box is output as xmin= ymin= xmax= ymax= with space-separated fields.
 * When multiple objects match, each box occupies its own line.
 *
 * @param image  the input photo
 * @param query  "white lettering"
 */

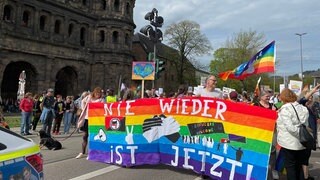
xmin=226 ymin=158 xmax=242 ymax=180
xmin=115 ymin=146 xmax=123 ymax=164
xmin=215 ymin=101 xmax=227 ymax=120
xmin=125 ymin=100 xmax=135 ymax=115
xmin=171 ymin=145 xmax=179 ymax=167
xmin=182 ymin=148 xmax=195 ymax=170
xmin=210 ymin=154 xmax=223 ymax=178
xmin=181 ymin=99 xmax=190 ymax=115
xmin=191 ymin=99 xmax=202 ymax=115
xmin=159 ymin=99 xmax=175 ymax=113
xmin=127 ymin=146 xmax=138 ymax=164
xmin=198 ymin=151 xmax=210 ymax=171
xmin=117 ymin=102 xmax=121 ymax=116
xmin=104 ymin=103 xmax=113 ymax=116
xmin=201 ymin=100 xmax=214 ymax=117
xmin=110 ymin=145 xmax=114 ymax=163
xmin=246 ymin=164 xmax=253 ymax=180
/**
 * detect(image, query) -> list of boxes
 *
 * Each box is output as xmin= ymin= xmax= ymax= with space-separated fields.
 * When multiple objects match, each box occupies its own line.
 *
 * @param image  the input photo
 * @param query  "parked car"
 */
xmin=0 ymin=126 xmax=43 ymax=179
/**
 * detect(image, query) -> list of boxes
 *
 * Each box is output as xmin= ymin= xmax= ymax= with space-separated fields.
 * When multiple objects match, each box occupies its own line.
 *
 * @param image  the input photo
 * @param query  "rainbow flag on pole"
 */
xmin=87 ymin=97 xmax=277 ymax=180
xmin=219 ymin=41 xmax=276 ymax=81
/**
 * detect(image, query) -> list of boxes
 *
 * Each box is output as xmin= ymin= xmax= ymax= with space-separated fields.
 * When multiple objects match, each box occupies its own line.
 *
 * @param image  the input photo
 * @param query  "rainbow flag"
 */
xmin=87 ymin=97 xmax=277 ymax=180
xmin=219 ymin=41 xmax=276 ymax=81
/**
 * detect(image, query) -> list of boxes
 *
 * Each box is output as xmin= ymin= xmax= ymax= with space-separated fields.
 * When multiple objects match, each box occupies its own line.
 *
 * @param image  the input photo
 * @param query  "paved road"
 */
xmin=10 ymin=127 xmax=320 ymax=180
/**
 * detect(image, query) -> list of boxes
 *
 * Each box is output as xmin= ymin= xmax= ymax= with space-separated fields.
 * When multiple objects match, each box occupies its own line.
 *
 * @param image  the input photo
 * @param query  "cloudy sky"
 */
xmin=133 ymin=0 xmax=320 ymax=76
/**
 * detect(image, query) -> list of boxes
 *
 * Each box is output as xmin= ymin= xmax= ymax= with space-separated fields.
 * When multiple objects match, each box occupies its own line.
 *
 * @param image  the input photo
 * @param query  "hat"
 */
xmin=47 ymin=88 xmax=54 ymax=92
xmin=229 ymin=91 xmax=238 ymax=100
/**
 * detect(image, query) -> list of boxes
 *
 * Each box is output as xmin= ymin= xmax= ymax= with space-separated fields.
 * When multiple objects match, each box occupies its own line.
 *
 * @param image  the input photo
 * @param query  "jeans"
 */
xmin=64 ymin=111 xmax=73 ymax=134
xmin=21 ymin=111 xmax=32 ymax=134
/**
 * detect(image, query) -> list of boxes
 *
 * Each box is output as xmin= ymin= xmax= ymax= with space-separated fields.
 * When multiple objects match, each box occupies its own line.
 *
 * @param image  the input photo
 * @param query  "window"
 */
xmin=22 ymin=11 xmax=30 ymax=27
xmin=80 ymin=27 xmax=86 ymax=46
xmin=54 ymin=20 xmax=61 ymax=34
xmin=125 ymin=33 xmax=129 ymax=45
xmin=114 ymin=0 xmax=120 ymax=12
xmin=99 ymin=30 xmax=105 ymax=42
xmin=3 ymin=5 xmax=12 ymax=21
xmin=68 ymin=24 xmax=74 ymax=37
xmin=82 ymin=0 xmax=87 ymax=6
xmin=112 ymin=31 xmax=118 ymax=43
xmin=39 ymin=15 xmax=46 ymax=31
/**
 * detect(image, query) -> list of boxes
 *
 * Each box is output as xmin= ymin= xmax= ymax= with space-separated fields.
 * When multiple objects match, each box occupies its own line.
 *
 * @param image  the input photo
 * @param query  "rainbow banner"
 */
xmin=219 ymin=41 xmax=276 ymax=81
xmin=87 ymin=97 xmax=277 ymax=180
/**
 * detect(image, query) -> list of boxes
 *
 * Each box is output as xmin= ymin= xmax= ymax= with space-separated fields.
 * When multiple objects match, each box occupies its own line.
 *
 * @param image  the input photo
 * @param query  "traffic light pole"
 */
xmin=152 ymin=43 xmax=156 ymax=89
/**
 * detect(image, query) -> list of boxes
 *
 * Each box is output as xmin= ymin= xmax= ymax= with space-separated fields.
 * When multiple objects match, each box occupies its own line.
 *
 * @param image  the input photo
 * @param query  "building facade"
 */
xmin=0 ymin=0 xmax=135 ymax=99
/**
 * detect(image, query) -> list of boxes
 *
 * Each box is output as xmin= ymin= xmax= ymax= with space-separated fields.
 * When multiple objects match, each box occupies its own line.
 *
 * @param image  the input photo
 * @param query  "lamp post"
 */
xmin=295 ymin=32 xmax=307 ymax=83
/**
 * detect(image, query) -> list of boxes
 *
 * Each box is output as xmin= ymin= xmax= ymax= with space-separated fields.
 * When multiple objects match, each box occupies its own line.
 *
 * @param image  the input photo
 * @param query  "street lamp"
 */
xmin=295 ymin=32 xmax=307 ymax=83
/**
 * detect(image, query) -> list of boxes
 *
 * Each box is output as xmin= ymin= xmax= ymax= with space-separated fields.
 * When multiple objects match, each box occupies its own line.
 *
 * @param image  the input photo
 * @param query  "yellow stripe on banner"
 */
xmin=89 ymin=116 xmax=105 ymax=126
xmin=0 ymin=145 xmax=40 ymax=162
xmin=90 ymin=115 xmax=273 ymax=143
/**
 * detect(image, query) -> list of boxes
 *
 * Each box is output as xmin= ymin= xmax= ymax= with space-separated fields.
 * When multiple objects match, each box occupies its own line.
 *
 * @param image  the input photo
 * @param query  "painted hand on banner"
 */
xmin=125 ymin=126 xmax=134 ymax=144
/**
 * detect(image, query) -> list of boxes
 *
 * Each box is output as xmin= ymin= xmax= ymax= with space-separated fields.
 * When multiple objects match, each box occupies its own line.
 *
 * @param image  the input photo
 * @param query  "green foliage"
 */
xmin=5 ymin=116 xmax=21 ymax=127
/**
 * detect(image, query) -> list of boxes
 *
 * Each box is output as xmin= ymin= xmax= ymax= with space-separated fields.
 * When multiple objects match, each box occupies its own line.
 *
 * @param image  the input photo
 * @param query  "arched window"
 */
xmin=3 ymin=5 xmax=12 ymax=21
xmin=22 ymin=11 xmax=30 ymax=27
xmin=80 ymin=27 xmax=86 ymax=46
xmin=125 ymin=33 xmax=129 ymax=45
xmin=99 ymin=30 xmax=105 ymax=42
xmin=114 ymin=0 xmax=120 ymax=12
xmin=126 ymin=3 xmax=130 ymax=15
xmin=54 ymin=20 xmax=61 ymax=34
xmin=112 ymin=31 xmax=119 ymax=43
xmin=68 ymin=24 xmax=74 ymax=37
xmin=39 ymin=15 xmax=46 ymax=31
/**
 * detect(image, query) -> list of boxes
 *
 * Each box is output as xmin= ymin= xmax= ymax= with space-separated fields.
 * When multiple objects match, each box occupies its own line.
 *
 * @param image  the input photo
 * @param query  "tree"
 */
xmin=165 ymin=20 xmax=212 ymax=84
xmin=210 ymin=30 xmax=270 ymax=93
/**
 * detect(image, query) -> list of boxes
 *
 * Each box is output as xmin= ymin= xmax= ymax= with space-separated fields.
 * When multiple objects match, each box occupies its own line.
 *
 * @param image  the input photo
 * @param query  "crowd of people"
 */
xmin=1 ymin=74 xmax=319 ymax=180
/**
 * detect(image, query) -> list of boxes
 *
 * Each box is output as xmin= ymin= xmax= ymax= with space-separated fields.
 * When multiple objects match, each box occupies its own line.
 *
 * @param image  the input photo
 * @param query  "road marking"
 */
xmin=69 ymin=165 xmax=120 ymax=180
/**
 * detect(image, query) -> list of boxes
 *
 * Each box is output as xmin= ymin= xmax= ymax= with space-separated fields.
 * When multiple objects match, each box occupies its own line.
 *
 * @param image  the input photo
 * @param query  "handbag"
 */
xmin=291 ymin=104 xmax=316 ymax=150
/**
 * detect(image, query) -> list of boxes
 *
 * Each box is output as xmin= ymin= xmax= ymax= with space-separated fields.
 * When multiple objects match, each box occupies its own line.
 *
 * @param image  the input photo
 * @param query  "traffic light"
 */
xmin=155 ymin=59 xmax=165 ymax=79
xmin=140 ymin=8 xmax=164 ymax=43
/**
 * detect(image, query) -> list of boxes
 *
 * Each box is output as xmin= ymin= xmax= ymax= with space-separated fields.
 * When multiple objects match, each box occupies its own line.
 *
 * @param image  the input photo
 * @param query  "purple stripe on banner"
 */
xmin=89 ymin=150 xmax=160 ymax=167
xmin=160 ymin=153 xmax=257 ymax=180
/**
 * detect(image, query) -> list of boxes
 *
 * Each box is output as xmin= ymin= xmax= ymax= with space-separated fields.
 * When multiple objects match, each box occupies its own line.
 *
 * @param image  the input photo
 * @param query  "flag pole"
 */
xmin=118 ymin=75 xmax=122 ymax=99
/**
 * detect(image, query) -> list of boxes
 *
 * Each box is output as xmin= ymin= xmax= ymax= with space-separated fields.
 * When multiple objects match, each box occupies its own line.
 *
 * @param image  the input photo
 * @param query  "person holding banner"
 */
xmin=254 ymin=90 xmax=278 ymax=180
xmin=277 ymin=88 xmax=309 ymax=180
xmin=76 ymin=87 xmax=105 ymax=159
xmin=196 ymin=75 xmax=222 ymax=98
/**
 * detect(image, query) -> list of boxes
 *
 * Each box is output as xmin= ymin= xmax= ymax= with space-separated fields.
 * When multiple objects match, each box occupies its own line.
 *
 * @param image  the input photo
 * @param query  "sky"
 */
xmin=133 ymin=0 xmax=320 ymax=76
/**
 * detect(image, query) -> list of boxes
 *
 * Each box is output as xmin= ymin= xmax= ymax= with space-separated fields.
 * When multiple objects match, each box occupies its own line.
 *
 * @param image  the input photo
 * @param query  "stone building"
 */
xmin=0 ymin=0 xmax=135 ymax=99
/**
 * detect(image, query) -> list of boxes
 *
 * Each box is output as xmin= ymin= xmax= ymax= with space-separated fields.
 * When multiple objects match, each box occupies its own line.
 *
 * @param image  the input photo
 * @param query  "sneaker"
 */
xmin=272 ymin=170 xmax=279 ymax=180
xmin=76 ymin=153 xmax=84 ymax=159
xmin=25 ymin=133 xmax=32 ymax=135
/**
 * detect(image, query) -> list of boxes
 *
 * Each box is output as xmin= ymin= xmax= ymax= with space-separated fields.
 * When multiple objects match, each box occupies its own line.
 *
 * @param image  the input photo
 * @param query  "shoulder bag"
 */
xmin=291 ymin=104 xmax=316 ymax=150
